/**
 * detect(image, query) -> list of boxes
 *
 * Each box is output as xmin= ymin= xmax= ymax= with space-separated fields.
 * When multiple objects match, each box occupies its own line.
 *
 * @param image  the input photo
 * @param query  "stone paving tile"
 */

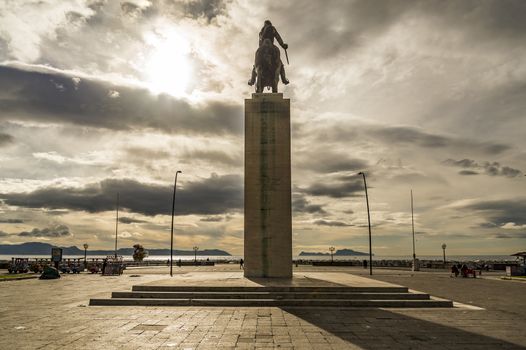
xmin=0 ymin=269 xmax=525 ymax=349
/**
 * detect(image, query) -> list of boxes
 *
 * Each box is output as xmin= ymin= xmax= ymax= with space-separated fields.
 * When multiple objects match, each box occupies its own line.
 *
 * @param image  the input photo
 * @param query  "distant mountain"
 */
xmin=0 ymin=242 xmax=231 ymax=256
xmin=299 ymin=252 xmax=330 ymax=256
xmin=335 ymin=249 xmax=371 ymax=256
xmin=299 ymin=248 xmax=370 ymax=256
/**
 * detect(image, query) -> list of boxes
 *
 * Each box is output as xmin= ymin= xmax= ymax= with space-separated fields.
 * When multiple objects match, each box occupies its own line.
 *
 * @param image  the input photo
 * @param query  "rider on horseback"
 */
xmin=248 ymin=20 xmax=289 ymax=86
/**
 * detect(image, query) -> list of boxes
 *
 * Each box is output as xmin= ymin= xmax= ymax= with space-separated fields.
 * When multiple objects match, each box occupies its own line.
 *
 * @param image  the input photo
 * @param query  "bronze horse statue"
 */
xmin=254 ymin=38 xmax=282 ymax=93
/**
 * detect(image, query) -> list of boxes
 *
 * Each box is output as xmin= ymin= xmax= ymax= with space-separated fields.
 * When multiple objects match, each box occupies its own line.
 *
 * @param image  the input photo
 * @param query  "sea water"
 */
xmin=0 ymin=254 xmax=517 ymax=262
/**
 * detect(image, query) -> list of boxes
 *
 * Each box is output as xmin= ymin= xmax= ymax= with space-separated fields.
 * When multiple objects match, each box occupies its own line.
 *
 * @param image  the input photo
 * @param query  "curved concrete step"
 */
xmin=112 ymin=291 xmax=430 ymax=300
xmin=90 ymin=298 xmax=453 ymax=308
xmin=131 ymin=285 xmax=409 ymax=293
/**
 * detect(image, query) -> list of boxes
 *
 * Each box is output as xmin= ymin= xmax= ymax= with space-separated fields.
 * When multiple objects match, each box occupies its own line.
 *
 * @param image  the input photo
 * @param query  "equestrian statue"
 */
xmin=248 ymin=20 xmax=289 ymax=93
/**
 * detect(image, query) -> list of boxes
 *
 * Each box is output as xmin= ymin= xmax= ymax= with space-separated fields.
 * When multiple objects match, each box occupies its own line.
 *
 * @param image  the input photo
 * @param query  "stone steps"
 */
xmin=89 ymin=284 xmax=454 ymax=308
xmin=89 ymin=298 xmax=452 ymax=307
xmin=111 ymin=291 xmax=430 ymax=300
xmin=131 ymin=285 xmax=409 ymax=293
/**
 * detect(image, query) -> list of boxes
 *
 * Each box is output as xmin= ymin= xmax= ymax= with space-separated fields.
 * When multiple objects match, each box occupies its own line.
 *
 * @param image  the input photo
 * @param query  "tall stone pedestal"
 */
xmin=244 ymin=93 xmax=292 ymax=278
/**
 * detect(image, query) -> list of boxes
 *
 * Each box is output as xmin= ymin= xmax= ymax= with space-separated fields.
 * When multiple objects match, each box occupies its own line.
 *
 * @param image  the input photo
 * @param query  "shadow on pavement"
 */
xmin=283 ymin=307 xmax=525 ymax=350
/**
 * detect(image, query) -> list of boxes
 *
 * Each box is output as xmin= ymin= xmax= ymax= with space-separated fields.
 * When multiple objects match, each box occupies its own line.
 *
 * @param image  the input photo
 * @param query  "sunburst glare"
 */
xmin=144 ymin=29 xmax=192 ymax=96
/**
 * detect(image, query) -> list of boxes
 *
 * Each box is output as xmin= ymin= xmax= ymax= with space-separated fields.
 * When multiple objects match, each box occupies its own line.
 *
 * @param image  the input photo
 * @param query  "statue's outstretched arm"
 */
xmin=274 ymin=29 xmax=287 ymax=49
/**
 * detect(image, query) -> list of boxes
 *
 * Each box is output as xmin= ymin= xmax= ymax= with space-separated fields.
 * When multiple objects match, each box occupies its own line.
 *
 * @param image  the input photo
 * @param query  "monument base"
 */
xmin=244 ymin=93 xmax=292 ymax=278
xmin=89 ymin=272 xmax=454 ymax=308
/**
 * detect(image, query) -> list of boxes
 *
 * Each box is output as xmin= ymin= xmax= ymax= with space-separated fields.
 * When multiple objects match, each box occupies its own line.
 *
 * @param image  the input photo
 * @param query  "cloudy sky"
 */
xmin=0 ymin=0 xmax=525 ymax=257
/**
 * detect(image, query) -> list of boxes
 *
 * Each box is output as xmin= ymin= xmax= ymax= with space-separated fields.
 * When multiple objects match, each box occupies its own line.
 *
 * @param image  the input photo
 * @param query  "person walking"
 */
xmin=101 ymin=258 xmax=107 ymax=275
xmin=451 ymin=264 xmax=459 ymax=277
xmin=239 ymin=258 xmax=244 ymax=269
xmin=461 ymin=264 xmax=468 ymax=278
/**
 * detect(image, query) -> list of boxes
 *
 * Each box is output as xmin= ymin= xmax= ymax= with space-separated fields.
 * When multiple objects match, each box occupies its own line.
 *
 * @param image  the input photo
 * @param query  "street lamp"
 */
xmin=411 ymin=190 xmax=419 ymax=271
xmin=358 ymin=172 xmax=373 ymax=276
xmin=114 ymin=193 xmax=119 ymax=258
xmin=442 ymin=243 xmax=447 ymax=266
xmin=83 ymin=243 xmax=88 ymax=271
xmin=329 ymin=246 xmax=335 ymax=264
xmin=170 ymin=170 xmax=182 ymax=277
xmin=193 ymin=246 xmax=199 ymax=265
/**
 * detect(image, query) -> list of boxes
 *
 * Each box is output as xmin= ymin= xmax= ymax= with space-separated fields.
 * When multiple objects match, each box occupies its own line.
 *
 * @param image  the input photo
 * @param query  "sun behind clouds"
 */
xmin=143 ymin=29 xmax=192 ymax=96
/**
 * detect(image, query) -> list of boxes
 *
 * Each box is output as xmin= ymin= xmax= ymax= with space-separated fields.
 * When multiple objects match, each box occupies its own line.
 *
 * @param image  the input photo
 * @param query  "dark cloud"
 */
xmin=120 ymin=2 xmax=148 ymax=18
xmin=444 ymin=159 xmax=522 ymax=177
xmin=382 ymin=126 xmax=510 ymax=154
xmin=183 ymin=0 xmax=226 ymax=21
xmin=313 ymin=124 xmax=510 ymax=155
xmin=269 ymin=1 xmax=413 ymax=60
xmin=458 ymin=170 xmax=479 ymax=176
xmin=200 ymin=216 xmax=224 ymax=222
xmin=0 ymin=230 xmax=10 ymax=237
xmin=0 ymin=174 xmax=243 ymax=216
xmin=0 ymin=133 xmax=14 ymax=147
xmin=444 ymin=159 xmax=477 ymax=168
xmin=271 ymin=0 xmax=526 ymax=64
xmin=18 ymin=225 xmax=70 ymax=237
xmin=147 ymin=0 xmax=226 ymax=22
xmin=118 ymin=217 xmax=147 ymax=224
xmin=0 ymin=218 xmax=24 ymax=223
xmin=292 ymin=194 xmax=326 ymax=214
xmin=501 ymin=166 xmax=522 ymax=178
xmin=45 ymin=210 xmax=70 ymax=216
xmin=372 ymin=126 xmax=449 ymax=148
xmin=460 ymin=199 xmax=526 ymax=227
xmin=494 ymin=232 xmax=526 ymax=239
xmin=297 ymin=153 xmax=368 ymax=174
xmin=370 ymin=127 xmax=509 ymax=153
xmin=418 ymin=0 xmax=526 ymax=44
xmin=313 ymin=219 xmax=352 ymax=227
xmin=485 ymin=144 xmax=511 ymax=155
xmin=302 ymin=179 xmax=363 ymax=198
xmin=181 ymin=149 xmax=242 ymax=167
xmin=0 ymin=64 xmax=242 ymax=136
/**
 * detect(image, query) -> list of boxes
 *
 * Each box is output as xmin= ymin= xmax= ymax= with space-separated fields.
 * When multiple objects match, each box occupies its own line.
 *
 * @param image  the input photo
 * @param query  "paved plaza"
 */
xmin=0 ymin=265 xmax=525 ymax=349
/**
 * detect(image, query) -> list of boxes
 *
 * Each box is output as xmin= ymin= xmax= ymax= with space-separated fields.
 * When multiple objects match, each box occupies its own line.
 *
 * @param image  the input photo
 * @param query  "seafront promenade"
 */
xmin=1 ymin=265 xmax=524 ymax=349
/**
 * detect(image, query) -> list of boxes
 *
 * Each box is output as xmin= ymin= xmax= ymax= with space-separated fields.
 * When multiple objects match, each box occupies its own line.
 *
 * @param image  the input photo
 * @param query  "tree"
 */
xmin=132 ymin=244 xmax=147 ymax=262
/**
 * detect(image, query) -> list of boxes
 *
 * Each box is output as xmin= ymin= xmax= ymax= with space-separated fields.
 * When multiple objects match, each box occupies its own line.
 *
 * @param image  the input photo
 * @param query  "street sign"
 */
xmin=51 ymin=248 xmax=63 ymax=263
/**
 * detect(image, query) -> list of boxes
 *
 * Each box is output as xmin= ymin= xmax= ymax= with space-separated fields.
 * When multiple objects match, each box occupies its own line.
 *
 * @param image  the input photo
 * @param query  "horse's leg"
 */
xmin=255 ymin=67 xmax=262 ymax=93
xmin=272 ymin=63 xmax=280 ymax=93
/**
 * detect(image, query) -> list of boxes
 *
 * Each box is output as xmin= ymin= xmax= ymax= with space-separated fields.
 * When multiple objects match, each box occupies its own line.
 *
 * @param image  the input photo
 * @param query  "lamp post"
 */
xmin=170 ymin=170 xmax=182 ymax=277
xmin=442 ymin=243 xmax=447 ymax=266
xmin=411 ymin=190 xmax=419 ymax=271
xmin=329 ymin=246 xmax=335 ymax=264
xmin=193 ymin=246 xmax=199 ymax=265
xmin=358 ymin=172 xmax=373 ymax=275
xmin=114 ymin=193 xmax=119 ymax=258
xmin=83 ymin=243 xmax=88 ymax=271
